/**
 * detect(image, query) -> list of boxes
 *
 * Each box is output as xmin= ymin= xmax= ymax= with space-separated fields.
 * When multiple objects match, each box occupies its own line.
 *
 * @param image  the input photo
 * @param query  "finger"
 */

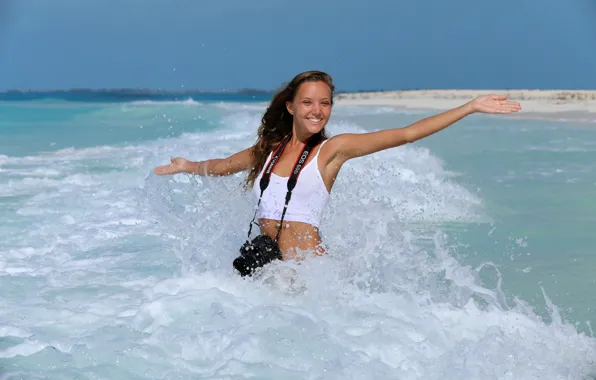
xmin=494 ymin=101 xmax=521 ymax=109
xmin=498 ymin=103 xmax=520 ymax=109
xmin=500 ymin=107 xmax=521 ymax=113
xmin=506 ymin=103 xmax=521 ymax=110
xmin=489 ymin=95 xmax=508 ymax=101
xmin=482 ymin=106 xmax=518 ymax=114
xmin=500 ymin=104 xmax=522 ymax=111
xmin=498 ymin=106 xmax=519 ymax=112
xmin=500 ymin=100 xmax=520 ymax=106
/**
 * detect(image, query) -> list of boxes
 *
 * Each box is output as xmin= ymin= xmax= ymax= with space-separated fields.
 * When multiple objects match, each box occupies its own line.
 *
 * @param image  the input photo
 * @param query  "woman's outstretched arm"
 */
xmin=328 ymin=95 xmax=521 ymax=162
xmin=153 ymin=147 xmax=254 ymax=176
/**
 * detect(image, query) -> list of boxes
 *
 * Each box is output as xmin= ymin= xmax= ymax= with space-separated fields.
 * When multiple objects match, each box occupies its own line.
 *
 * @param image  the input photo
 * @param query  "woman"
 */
xmin=154 ymin=70 xmax=521 ymax=265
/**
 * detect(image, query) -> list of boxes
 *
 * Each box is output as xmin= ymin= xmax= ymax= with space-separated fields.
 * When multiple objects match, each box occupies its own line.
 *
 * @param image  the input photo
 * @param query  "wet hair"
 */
xmin=245 ymin=70 xmax=335 ymax=189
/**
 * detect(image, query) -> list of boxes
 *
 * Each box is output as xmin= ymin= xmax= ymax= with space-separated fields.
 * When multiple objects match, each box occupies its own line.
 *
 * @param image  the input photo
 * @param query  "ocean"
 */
xmin=1 ymin=94 xmax=595 ymax=379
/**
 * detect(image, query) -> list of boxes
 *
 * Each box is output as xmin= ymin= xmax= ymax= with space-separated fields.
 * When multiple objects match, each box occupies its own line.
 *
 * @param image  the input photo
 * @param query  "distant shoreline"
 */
xmin=335 ymin=90 xmax=596 ymax=123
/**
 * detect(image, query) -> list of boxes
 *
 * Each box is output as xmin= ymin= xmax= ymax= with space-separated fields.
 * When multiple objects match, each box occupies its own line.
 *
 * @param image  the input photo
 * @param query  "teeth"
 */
xmin=309 ymin=118 xmax=321 ymax=122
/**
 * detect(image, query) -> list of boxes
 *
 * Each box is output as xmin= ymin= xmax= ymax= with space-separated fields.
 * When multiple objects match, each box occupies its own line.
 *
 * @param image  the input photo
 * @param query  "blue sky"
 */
xmin=1 ymin=0 xmax=595 ymax=91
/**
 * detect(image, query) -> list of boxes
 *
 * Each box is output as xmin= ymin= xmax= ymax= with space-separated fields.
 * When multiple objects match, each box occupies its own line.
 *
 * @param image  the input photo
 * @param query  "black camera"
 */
xmin=233 ymin=234 xmax=283 ymax=276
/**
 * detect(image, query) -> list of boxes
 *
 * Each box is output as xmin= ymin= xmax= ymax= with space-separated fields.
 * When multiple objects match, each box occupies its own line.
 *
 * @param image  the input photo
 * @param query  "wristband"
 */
xmin=200 ymin=161 xmax=208 ymax=176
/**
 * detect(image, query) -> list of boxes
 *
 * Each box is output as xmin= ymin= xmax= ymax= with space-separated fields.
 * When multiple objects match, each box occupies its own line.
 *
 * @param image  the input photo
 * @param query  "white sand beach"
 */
xmin=335 ymin=90 xmax=596 ymax=123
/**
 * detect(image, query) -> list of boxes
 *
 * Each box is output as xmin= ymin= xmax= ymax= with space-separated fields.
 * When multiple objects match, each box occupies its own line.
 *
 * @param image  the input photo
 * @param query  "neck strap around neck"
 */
xmin=247 ymin=133 xmax=322 ymax=242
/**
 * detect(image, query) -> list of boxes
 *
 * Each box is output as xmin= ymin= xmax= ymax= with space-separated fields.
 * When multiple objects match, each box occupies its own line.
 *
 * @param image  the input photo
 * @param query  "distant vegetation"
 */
xmin=2 ymin=88 xmax=274 ymax=95
xmin=2 ymin=87 xmax=398 ymax=95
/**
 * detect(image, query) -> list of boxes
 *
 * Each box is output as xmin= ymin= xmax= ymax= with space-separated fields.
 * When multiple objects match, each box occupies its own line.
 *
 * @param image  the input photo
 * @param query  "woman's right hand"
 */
xmin=153 ymin=157 xmax=193 ymax=175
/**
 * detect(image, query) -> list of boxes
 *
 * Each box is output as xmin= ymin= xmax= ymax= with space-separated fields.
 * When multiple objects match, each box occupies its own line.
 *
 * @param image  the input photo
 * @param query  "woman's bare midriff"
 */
xmin=258 ymin=218 xmax=326 ymax=261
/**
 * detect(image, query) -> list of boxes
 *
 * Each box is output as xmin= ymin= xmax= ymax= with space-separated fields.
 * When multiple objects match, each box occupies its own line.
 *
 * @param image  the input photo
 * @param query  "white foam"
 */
xmin=0 ymin=341 xmax=48 ymax=359
xmin=128 ymin=98 xmax=204 ymax=106
xmin=0 ymin=325 xmax=32 ymax=339
xmin=212 ymin=101 xmax=268 ymax=111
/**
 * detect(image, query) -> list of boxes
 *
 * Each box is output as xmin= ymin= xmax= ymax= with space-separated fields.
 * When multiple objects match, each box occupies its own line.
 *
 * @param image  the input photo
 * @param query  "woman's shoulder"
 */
xmin=319 ymin=133 xmax=351 ymax=152
xmin=317 ymin=134 xmax=346 ymax=163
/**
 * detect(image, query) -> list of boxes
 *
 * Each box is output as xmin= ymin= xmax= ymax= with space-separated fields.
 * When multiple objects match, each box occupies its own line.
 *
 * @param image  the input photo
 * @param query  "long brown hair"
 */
xmin=245 ymin=70 xmax=335 ymax=189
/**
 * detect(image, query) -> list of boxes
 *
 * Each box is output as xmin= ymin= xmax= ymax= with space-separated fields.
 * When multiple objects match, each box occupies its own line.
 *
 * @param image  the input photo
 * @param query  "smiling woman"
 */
xmin=153 ymin=70 xmax=521 ymax=276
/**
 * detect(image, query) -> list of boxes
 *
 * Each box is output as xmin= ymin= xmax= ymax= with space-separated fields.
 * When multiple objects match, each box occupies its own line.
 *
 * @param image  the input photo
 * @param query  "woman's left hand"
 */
xmin=468 ymin=95 xmax=522 ymax=114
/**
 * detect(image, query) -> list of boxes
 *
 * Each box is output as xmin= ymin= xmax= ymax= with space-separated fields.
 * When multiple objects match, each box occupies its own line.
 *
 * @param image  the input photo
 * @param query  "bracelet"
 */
xmin=200 ymin=161 xmax=208 ymax=176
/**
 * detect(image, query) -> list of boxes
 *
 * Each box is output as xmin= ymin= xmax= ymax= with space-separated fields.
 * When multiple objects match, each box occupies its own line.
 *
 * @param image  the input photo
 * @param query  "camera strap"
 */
xmin=247 ymin=132 xmax=322 ymax=242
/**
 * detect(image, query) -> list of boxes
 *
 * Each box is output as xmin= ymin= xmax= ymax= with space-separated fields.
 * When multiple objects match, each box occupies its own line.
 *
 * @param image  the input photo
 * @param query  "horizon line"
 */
xmin=3 ymin=87 xmax=594 ymax=95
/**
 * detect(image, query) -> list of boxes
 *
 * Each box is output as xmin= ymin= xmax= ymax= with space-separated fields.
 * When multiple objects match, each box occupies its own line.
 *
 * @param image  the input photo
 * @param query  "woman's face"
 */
xmin=286 ymin=81 xmax=333 ymax=135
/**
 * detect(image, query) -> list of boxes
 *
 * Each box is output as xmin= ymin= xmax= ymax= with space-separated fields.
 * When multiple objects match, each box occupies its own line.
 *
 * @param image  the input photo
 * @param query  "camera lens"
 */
xmin=233 ymin=255 xmax=255 ymax=277
xmin=234 ymin=235 xmax=283 ymax=276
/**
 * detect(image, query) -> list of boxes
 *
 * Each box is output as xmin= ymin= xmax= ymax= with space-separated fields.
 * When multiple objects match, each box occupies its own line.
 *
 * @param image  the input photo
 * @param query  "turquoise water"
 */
xmin=350 ymin=112 xmax=596 ymax=326
xmin=1 ymin=97 xmax=595 ymax=379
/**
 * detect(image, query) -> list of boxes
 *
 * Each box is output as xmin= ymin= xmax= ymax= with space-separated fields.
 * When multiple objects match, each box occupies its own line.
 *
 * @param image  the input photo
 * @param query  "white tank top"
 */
xmin=253 ymin=140 xmax=330 ymax=228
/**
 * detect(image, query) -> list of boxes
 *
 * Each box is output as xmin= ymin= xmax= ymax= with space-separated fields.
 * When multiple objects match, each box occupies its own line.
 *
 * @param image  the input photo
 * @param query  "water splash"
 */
xmin=1 ymin=102 xmax=595 ymax=379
